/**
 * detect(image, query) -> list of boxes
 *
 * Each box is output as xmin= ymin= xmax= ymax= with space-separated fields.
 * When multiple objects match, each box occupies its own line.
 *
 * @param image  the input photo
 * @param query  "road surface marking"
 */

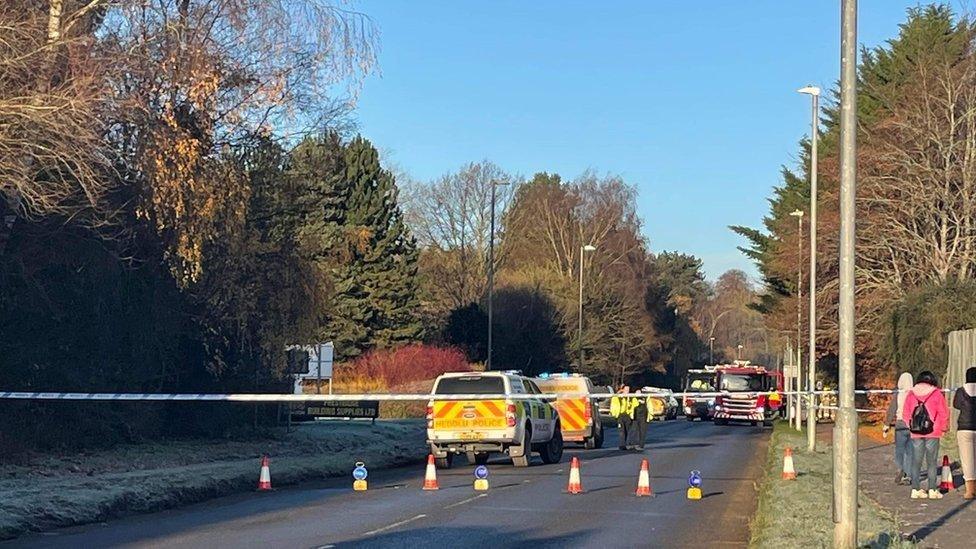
xmin=444 ymin=494 xmax=488 ymax=509
xmin=362 ymin=514 xmax=427 ymax=536
xmin=476 ymin=505 xmax=682 ymax=518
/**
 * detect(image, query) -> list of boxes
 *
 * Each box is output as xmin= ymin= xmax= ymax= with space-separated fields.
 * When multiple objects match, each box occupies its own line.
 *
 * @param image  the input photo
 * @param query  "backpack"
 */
xmin=909 ymin=392 xmax=935 ymax=435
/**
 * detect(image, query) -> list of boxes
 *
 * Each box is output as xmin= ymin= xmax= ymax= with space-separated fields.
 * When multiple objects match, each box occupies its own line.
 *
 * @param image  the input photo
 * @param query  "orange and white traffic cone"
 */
xmin=635 ymin=458 xmax=653 ymax=497
xmin=940 ymin=455 xmax=954 ymax=492
xmin=782 ymin=447 xmax=797 ymax=480
xmin=422 ymin=454 xmax=440 ymax=491
xmin=567 ymin=456 xmax=583 ymax=494
xmin=257 ymin=455 xmax=272 ymax=491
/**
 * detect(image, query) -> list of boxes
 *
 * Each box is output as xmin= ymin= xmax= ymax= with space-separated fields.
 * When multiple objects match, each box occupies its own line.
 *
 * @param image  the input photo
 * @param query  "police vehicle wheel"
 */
xmin=585 ymin=421 xmax=604 ymax=449
xmin=584 ymin=422 xmax=598 ymax=449
xmin=540 ymin=424 xmax=563 ymax=464
xmin=435 ymin=455 xmax=453 ymax=469
xmin=511 ymin=423 xmax=531 ymax=467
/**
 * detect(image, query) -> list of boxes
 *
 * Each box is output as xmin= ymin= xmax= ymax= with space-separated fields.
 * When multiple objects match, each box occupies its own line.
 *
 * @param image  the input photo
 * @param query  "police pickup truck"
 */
xmin=426 ymin=371 xmax=563 ymax=468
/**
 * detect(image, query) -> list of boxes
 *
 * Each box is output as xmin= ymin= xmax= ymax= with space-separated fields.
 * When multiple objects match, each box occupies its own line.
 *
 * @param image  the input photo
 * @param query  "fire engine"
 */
xmin=712 ymin=361 xmax=782 ymax=427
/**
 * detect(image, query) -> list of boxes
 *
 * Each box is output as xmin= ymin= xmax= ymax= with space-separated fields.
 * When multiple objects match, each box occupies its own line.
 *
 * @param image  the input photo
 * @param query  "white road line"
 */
xmin=362 ymin=514 xmax=427 ymax=537
xmin=479 ymin=505 xmax=682 ymax=518
xmin=444 ymin=493 xmax=488 ymax=509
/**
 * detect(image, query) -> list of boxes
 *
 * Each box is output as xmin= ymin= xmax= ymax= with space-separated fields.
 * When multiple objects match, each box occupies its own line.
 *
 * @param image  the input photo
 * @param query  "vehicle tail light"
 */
xmin=506 ymin=403 xmax=517 ymax=427
xmin=756 ymin=394 xmax=767 ymax=407
xmin=583 ymin=398 xmax=592 ymax=422
xmin=426 ymin=404 xmax=433 ymax=428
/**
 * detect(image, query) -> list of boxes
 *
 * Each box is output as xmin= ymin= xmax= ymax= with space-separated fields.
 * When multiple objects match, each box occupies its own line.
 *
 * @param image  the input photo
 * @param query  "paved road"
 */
xmin=6 ymin=420 xmax=768 ymax=548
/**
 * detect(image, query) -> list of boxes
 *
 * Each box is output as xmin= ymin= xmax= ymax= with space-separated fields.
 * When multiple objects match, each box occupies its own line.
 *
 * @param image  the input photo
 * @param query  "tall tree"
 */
xmin=734 ymin=5 xmax=976 ymax=383
xmin=404 ymin=161 xmax=518 ymax=316
xmin=645 ymin=252 xmax=709 ymax=385
xmin=501 ymin=172 xmax=655 ymax=383
xmin=321 ymin=136 xmax=423 ymax=358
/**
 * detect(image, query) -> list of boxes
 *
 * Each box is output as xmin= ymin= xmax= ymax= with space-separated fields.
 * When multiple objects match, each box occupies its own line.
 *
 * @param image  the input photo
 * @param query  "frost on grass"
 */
xmin=0 ymin=420 xmax=426 ymax=540
xmin=750 ymin=422 xmax=910 ymax=549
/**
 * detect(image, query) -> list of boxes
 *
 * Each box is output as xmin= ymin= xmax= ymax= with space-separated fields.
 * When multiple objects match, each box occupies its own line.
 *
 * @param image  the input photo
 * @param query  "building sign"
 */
xmin=305 ymin=400 xmax=379 ymax=419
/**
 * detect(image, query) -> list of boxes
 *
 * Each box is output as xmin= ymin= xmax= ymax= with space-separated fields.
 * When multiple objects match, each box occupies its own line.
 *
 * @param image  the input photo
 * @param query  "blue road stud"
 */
xmin=474 ymin=465 xmax=489 ymax=491
xmin=687 ymin=470 xmax=702 ymax=500
xmin=353 ymin=462 xmax=368 ymax=491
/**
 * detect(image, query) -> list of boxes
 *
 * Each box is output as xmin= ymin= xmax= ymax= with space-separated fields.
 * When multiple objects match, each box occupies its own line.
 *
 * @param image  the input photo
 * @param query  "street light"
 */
xmin=799 ymin=85 xmax=820 ymax=451
xmin=487 ymin=179 xmax=509 ymax=371
xmin=789 ymin=209 xmax=804 ymax=431
xmin=709 ymin=337 xmax=715 ymax=364
xmin=578 ymin=244 xmax=597 ymax=371
xmin=736 ymin=344 xmax=743 ymax=361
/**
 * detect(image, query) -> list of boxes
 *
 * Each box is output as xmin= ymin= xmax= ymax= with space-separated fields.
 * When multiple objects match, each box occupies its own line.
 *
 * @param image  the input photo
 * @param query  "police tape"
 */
xmin=0 ymin=388 xmax=958 ymax=402
xmin=814 ymin=405 xmax=887 ymax=414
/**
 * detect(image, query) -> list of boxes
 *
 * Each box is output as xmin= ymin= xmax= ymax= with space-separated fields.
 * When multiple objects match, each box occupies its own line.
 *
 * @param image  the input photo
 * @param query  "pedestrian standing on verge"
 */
xmin=883 ymin=372 xmax=914 ymax=485
xmin=902 ymin=371 xmax=949 ymax=499
xmin=631 ymin=389 xmax=651 ymax=451
xmin=611 ymin=385 xmax=634 ymax=450
xmin=953 ymin=367 xmax=976 ymax=499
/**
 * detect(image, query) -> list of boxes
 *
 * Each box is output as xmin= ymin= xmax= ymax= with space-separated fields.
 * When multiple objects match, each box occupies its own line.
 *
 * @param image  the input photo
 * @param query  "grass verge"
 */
xmin=0 ymin=420 xmax=426 ymax=540
xmin=750 ymin=421 xmax=912 ymax=548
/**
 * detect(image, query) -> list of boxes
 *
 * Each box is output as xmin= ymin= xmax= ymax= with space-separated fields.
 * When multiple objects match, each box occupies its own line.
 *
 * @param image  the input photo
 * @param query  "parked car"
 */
xmin=642 ymin=387 xmax=679 ymax=420
xmin=597 ymin=385 xmax=614 ymax=415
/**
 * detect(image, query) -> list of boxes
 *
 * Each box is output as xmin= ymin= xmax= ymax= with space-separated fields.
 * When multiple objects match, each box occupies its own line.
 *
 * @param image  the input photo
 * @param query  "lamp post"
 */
xmin=487 ymin=179 xmax=508 ymax=370
xmin=736 ymin=344 xmax=743 ymax=361
xmin=578 ymin=244 xmax=597 ymax=371
xmin=835 ymin=1 xmax=859 ymax=544
xmin=789 ymin=209 xmax=804 ymax=431
xmin=799 ymin=85 xmax=820 ymax=451
xmin=709 ymin=337 xmax=715 ymax=364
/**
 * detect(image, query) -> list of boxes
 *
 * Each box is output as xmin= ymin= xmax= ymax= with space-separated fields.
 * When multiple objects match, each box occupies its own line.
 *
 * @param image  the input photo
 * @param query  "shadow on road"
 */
xmin=909 ymin=498 xmax=975 ymax=543
xmin=650 ymin=443 xmax=712 ymax=450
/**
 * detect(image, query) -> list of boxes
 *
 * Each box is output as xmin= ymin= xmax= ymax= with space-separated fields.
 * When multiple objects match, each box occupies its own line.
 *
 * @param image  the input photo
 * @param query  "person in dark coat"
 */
xmin=953 ymin=367 xmax=976 ymax=499
xmin=631 ymin=389 xmax=651 ymax=451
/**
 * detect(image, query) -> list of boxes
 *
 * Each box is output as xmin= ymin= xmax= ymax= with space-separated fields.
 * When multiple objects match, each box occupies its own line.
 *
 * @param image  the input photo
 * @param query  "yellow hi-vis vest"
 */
xmin=610 ymin=395 xmax=630 ymax=418
xmin=611 ymin=396 xmax=649 ymax=418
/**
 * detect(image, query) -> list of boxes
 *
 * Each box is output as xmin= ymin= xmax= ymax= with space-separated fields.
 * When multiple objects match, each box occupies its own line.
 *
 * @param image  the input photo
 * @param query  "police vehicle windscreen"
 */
xmin=435 ymin=376 xmax=505 ymax=395
xmin=720 ymin=373 xmax=765 ymax=392
xmin=685 ymin=374 xmax=715 ymax=392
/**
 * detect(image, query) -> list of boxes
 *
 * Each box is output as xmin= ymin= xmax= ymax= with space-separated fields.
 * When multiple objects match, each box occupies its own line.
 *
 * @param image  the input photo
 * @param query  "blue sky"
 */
xmin=353 ymin=1 xmax=934 ymax=281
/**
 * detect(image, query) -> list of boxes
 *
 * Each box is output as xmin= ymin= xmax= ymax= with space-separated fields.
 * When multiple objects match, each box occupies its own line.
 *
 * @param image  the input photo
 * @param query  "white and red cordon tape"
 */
xmin=0 ymin=388 xmax=957 ymax=402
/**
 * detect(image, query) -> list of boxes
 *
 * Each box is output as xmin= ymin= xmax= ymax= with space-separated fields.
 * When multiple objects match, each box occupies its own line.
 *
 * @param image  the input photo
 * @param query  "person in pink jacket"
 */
xmin=901 ymin=371 xmax=949 ymax=499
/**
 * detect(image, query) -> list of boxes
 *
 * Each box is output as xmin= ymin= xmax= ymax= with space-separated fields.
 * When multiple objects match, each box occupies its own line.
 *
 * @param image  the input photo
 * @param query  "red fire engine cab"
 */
xmin=712 ymin=361 xmax=782 ymax=427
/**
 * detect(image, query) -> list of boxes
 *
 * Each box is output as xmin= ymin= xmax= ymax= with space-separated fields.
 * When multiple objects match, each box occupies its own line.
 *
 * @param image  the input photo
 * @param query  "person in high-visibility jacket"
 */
xmin=610 ymin=386 xmax=635 ymax=450
xmin=631 ymin=389 xmax=651 ymax=450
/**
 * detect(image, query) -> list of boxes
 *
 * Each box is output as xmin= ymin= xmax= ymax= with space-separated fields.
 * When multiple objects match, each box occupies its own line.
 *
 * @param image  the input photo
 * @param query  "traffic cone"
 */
xmin=636 ymin=458 xmax=653 ymax=497
xmin=257 ymin=455 xmax=272 ymax=491
xmin=566 ymin=456 xmax=583 ymax=494
xmin=940 ymin=455 xmax=954 ymax=492
xmin=422 ymin=454 xmax=440 ymax=490
xmin=782 ymin=447 xmax=797 ymax=480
